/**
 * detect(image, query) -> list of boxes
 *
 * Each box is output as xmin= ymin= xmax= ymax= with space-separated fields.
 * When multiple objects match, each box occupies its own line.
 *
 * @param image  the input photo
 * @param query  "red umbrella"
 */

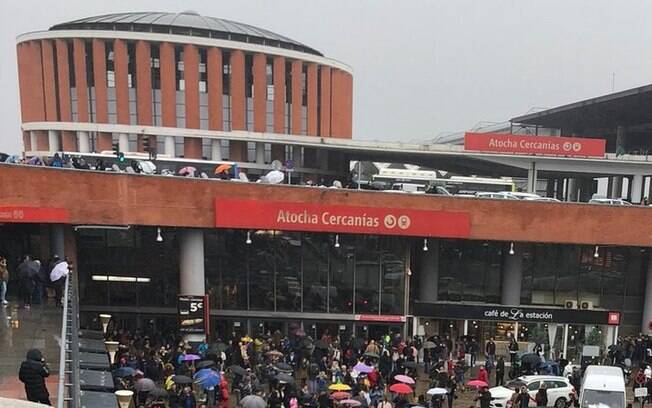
xmin=467 ymin=379 xmax=489 ymax=388
xmin=330 ymin=391 xmax=352 ymax=400
xmin=389 ymin=383 xmax=413 ymax=394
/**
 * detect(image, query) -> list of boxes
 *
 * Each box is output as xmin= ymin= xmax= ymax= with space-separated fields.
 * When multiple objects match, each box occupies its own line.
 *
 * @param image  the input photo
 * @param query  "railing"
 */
xmin=56 ymin=270 xmax=80 ymax=408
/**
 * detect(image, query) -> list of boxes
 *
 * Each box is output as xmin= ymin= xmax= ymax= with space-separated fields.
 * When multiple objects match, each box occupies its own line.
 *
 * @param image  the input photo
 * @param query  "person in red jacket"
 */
xmin=478 ymin=365 xmax=489 ymax=385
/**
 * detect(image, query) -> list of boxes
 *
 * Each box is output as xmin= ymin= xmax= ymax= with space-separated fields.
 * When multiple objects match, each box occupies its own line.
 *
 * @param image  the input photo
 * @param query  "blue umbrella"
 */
xmin=194 ymin=368 xmax=221 ymax=389
xmin=114 ymin=367 xmax=136 ymax=378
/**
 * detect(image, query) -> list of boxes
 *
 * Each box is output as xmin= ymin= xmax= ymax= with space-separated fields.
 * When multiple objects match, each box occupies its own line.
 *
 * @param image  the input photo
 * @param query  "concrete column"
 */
xmin=255 ymin=142 xmax=265 ymax=164
xmin=48 ymin=130 xmax=60 ymax=152
xmin=527 ymin=162 xmax=538 ymax=193
xmin=77 ymin=131 xmax=90 ymax=153
xmin=29 ymin=132 xmax=38 ymax=152
xmin=631 ymin=174 xmax=644 ymax=204
xmin=180 ymin=229 xmax=205 ymax=296
xmin=118 ymin=133 xmax=129 ymax=153
xmin=50 ymin=224 xmax=65 ymax=258
xmin=641 ymin=255 xmax=652 ymax=334
xmin=502 ymin=243 xmax=523 ymax=306
xmin=616 ymin=125 xmax=627 ymax=154
xmin=418 ymin=239 xmax=439 ymax=303
xmin=211 ymin=140 xmax=222 ymax=161
xmin=611 ymin=177 xmax=623 ymax=199
xmin=165 ymin=136 xmax=175 ymax=157
xmin=567 ymin=178 xmax=578 ymax=202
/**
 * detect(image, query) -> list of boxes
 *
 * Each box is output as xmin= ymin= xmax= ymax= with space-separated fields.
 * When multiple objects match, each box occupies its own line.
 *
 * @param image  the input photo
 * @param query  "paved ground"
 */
xmin=0 ymin=299 xmax=62 ymax=405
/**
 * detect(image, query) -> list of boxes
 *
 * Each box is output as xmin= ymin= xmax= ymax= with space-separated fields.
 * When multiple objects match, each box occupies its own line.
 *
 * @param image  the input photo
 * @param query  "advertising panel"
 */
xmin=464 ymin=132 xmax=606 ymax=158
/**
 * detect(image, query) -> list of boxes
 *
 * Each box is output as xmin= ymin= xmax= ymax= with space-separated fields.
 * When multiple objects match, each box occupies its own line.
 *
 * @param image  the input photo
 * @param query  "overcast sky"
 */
xmin=3 ymin=0 xmax=652 ymax=153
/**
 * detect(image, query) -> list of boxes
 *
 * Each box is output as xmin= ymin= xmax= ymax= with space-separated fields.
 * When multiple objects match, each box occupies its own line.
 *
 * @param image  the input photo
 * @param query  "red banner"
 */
xmin=215 ymin=198 xmax=470 ymax=238
xmin=464 ymin=132 xmax=606 ymax=158
xmin=0 ymin=207 xmax=69 ymax=223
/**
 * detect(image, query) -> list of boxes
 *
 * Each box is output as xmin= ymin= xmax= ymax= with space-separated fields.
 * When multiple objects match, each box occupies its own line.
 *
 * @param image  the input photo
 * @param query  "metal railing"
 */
xmin=56 ymin=270 xmax=80 ymax=408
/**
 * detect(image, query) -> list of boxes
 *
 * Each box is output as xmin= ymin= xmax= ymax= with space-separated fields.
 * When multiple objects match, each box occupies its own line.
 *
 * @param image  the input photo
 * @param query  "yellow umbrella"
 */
xmin=329 ymin=383 xmax=352 ymax=391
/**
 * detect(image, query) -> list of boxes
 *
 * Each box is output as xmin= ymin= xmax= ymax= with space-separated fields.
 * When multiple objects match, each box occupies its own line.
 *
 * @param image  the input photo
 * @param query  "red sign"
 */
xmin=215 ymin=198 xmax=470 ymax=238
xmin=0 ymin=207 xmax=69 ymax=223
xmin=464 ymin=132 xmax=606 ymax=158
xmin=608 ymin=312 xmax=621 ymax=326
xmin=355 ymin=314 xmax=406 ymax=323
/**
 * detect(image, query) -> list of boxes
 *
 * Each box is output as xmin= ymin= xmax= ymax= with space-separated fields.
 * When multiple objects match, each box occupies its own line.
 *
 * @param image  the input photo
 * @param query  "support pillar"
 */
xmin=567 ymin=178 xmax=578 ymax=202
xmin=211 ymin=140 xmax=222 ymax=161
xmin=49 ymin=224 xmax=65 ymax=258
xmin=255 ymin=142 xmax=265 ymax=164
xmin=180 ymin=229 xmax=206 ymax=341
xmin=418 ymin=239 xmax=439 ymax=303
xmin=611 ymin=177 xmax=623 ymax=199
xmin=527 ymin=162 xmax=538 ymax=193
xmin=641 ymin=254 xmax=652 ymax=334
xmin=631 ymin=174 xmax=644 ymax=204
xmin=118 ymin=133 xmax=129 ymax=153
xmin=562 ymin=324 xmax=569 ymax=359
xmin=77 ymin=131 xmax=90 ymax=153
xmin=48 ymin=130 xmax=60 ymax=152
xmin=502 ymin=243 xmax=523 ymax=306
xmin=29 ymin=132 xmax=38 ymax=152
xmin=165 ymin=136 xmax=175 ymax=157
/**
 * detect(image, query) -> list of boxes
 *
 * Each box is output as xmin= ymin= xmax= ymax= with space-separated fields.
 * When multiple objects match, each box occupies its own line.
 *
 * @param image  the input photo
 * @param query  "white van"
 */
xmin=580 ymin=365 xmax=626 ymax=408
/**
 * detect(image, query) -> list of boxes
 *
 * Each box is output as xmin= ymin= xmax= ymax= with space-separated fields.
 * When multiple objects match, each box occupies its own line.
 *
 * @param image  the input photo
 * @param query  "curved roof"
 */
xmin=49 ymin=11 xmax=322 ymax=56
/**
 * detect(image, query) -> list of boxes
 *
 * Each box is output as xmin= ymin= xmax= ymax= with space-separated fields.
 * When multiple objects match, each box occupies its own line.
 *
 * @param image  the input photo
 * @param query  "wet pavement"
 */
xmin=0 ymin=299 xmax=62 ymax=405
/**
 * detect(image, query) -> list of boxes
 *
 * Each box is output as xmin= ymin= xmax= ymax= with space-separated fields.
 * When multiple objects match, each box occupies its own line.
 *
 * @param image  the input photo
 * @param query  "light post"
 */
xmin=99 ymin=314 xmax=112 ymax=334
xmin=105 ymin=341 xmax=119 ymax=366
xmin=115 ymin=390 xmax=133 ymax=408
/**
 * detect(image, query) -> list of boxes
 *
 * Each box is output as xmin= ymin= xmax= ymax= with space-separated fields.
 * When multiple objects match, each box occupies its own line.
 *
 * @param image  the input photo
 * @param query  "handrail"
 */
xmin=56 ymin=273 xmax=70 ymax=408
xmin=56 ymin=269 xmax=80 ymax=408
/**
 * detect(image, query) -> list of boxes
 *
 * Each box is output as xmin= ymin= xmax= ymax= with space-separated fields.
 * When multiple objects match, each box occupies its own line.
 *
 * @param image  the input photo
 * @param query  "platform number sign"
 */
xmin=178 ymin=294 xmax=210 ymax=336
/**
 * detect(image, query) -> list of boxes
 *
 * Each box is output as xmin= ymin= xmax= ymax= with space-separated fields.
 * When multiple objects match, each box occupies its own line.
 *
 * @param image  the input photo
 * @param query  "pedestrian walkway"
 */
xmin=0 ymin=301 xmax=62 ymax=405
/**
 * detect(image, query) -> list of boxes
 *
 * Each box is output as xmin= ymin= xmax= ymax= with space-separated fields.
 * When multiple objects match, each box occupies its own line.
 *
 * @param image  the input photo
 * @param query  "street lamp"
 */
xmin=99 ymin=314 xmax=112 ymax=334
xmin=334 ymin=234 xmax=340 ymax=248
xmin=422 ymin=238 xmax=428 ymax=251
xmin=246 ymin=231 xmax=252 ymax=245
xmin=509 ymin=242 xmax=515 ymax=255
xmin=105 ymin=341 xmax=119 ymax=365
xmin=594 ymin=245 xmax=600 ymax=258
xmin=115 ymin=390 xmax=134 ymax=408
xmin=156 ymin=227 xmax=163 ymax=242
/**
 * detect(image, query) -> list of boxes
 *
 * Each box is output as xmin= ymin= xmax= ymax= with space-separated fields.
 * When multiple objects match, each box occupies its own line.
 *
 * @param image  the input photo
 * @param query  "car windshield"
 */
xmin=505 ymin=379 xmax=526 ymax=390
xmin=581 ymin=390 xmax=624 ymax=408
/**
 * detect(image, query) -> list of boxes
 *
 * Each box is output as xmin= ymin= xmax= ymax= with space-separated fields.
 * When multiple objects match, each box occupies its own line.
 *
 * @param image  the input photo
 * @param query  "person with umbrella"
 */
xmin=49 ymin=257 xmax=68 ymax=307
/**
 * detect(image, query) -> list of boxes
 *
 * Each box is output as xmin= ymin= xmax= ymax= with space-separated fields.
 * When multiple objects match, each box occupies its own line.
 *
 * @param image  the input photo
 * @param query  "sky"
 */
xmin=3 ymin=0 xmax=652 ymax=153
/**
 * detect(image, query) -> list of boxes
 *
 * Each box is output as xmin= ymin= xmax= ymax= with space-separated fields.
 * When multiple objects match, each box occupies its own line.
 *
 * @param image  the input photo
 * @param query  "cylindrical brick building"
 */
xmin=16 ymin=11 xmax=353 ymax=165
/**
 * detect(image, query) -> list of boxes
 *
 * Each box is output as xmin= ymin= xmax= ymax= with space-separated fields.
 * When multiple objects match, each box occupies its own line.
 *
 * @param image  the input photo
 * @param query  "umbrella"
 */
xmin=182 ymin=354 xmax=201 ymax=362
xmin=172 ymin=375 xmax=193 ymax=385
xmin=363 ymin=351 xmax=380 ymax=359
xmin=266 ymin=350 xmax=283 ymax=358
xmin=422 ymin=341 xmax=437 ymax=349
xmin=275 ymin=372 xmax=294 ymax=384
xmin=467 ymin=380 xmax=489 ymax=388
xmin=148 ymin=388 xmax=168 ymax=398
xmin=353 ymin=362 xmax=374 ymax=374
xmin=294 ymin=329 xmax=306 ymax=337
xmin=228 ymin=365 xmax=248 ymax=376
xmin=314 ymin=340 xmax=329 ymax=350
xmin=330 ymin=392 xmax=352 ymax=400
xmin=49 ymin=261 xmax=69 ymax=282
xmin=197 ymin=360 xmax=215 ymax=369
xmin=214 ymin=163 xmax=232 ymax=174
xmin=263 ymin=170 xmax=285 ymax=184
xmin=394 ymin=374 xmax=415 ymax=384
xmin=194 ymin=368 xmax=221 ymax=388
xmin=274 ymin=362 xmax=292 ymax=372
xmin=328 ymin=383 xmax=352 ymax=391
xmin=135 ymin=378 xmax=156 ymax=392
xmin=241 ymin=336 xmax=253 ymax=343
xmin=340 ymin=399 xmax=362 ymax=407
xmin=113 ymin=367 xmax=136 ymax=378
xmin=389 ymin=383 xmax=412 ymax=394
xmin=240 ymin=394 xmax=267 ymax=408
xmin=427 ymin=388 xmax=448 ymax=396
xmin=139 ymin=160 xmax=156 ymax=174
xmin=178 ymin=166 xmax=197 ymax=176
xmin=402 ymin=361 xmax=418 ymax=369
xmin=520 ymin=353 xmax=542 ymax=366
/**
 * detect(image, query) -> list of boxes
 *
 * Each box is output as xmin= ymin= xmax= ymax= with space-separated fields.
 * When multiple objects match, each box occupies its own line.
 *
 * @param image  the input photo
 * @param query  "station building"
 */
xmin=6 ymin=11 xmax=652 ymax=361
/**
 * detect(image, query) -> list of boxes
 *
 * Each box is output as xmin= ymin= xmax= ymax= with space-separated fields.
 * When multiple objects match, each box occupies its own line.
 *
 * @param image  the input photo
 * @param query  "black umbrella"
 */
xmin=197 ymin=360 xmax=215 ymax=369
xmin=363 ymin=352 xmax=380 ymax=359
xmin=149 ymin=388 xmax=168 ymax=398
xmin=422 ymin=341 xmax=437 ymax=350
xmin=172 ymin=375 xmax=193 ymax=385
xmin=274 ymin=362 xmax=292 ymax=372
xmin=275 ymin=372 xmax=294 ymax=384
xmin=520 ymin=353 xmax=541 ymax=366
xmin=228 ymin=365 xmax=248 ymax=376
xmin=402 ymin=361 xmax=418 ymax=369
xmin=314 ymin=340 xmax=329 ymax=350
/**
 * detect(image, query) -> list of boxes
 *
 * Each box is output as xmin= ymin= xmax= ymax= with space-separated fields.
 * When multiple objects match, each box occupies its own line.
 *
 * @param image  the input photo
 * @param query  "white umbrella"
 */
xmin=426 ymin=388 xmax=448 ymax=396
xmin=139 ymin=160 xmax=156 ymax=174
xmin=264 ymin=170 xmax=284 ymax=184
xmin=50 ymin=261 xmax=69 ymax=282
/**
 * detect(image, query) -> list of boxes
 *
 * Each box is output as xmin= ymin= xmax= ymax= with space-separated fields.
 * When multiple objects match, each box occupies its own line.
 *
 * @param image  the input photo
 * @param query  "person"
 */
xmin=0 ymin=257 xmax=9 ymax=305
xmin=485 ymin=337 xmax=496 ymax=369
xmin=49 ymin=257 xmax=68 ymax=307
xmin=535 ymin=384 xmax=547 ymax=408
xmin=17 ymin=255 xmax=34 ymax=308
xmin=179 ymin=385 xmax=196 ymax=408
xmin=18 ymin=348 xmax=51 ymax=404
xmin=495 ymin=356 xmax=505 ymax=386
xmin=508 ymin=337 xmax=519 ymax=364
xmin=446 ymin=374 xmax=457 ymax=408
xmin=378 ymin=395 xmax=393 ymax=408
xmin=478 ymin=365 xmax=489 ymax=384
xmin=517 ymin=386 xmax=531 ymax=408
xmin=474 ymin=386 xmax=493 ymax=408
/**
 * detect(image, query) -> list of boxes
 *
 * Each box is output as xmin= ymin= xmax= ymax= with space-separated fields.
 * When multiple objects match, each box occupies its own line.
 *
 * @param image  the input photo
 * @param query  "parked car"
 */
xmin=476 ymin=191 xmax=519 ymax=200
xmin=588 ymin=198 xmax=632 ymax=205
xmin=510 ymin=192 xmax=542 ymax=200
xmin=580 ymin=366 xmax=625 ymax=408
xmin=523 ymin=196 xmax=562 ymax=202
xmin=490 ymin=375 xmax=575 ymax=408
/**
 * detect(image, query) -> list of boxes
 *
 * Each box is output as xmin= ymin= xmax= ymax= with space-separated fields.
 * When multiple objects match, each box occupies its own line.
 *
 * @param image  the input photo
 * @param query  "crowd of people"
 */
xmin=1 ymin=254 xmax=70 ymax=309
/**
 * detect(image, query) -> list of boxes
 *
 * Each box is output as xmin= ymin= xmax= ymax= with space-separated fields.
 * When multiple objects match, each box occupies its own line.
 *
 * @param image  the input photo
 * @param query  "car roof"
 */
xmin=582 ymin=366 xmax=626 ymax=391
xmin=519 ymin=375 xmax=569 ymax=382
